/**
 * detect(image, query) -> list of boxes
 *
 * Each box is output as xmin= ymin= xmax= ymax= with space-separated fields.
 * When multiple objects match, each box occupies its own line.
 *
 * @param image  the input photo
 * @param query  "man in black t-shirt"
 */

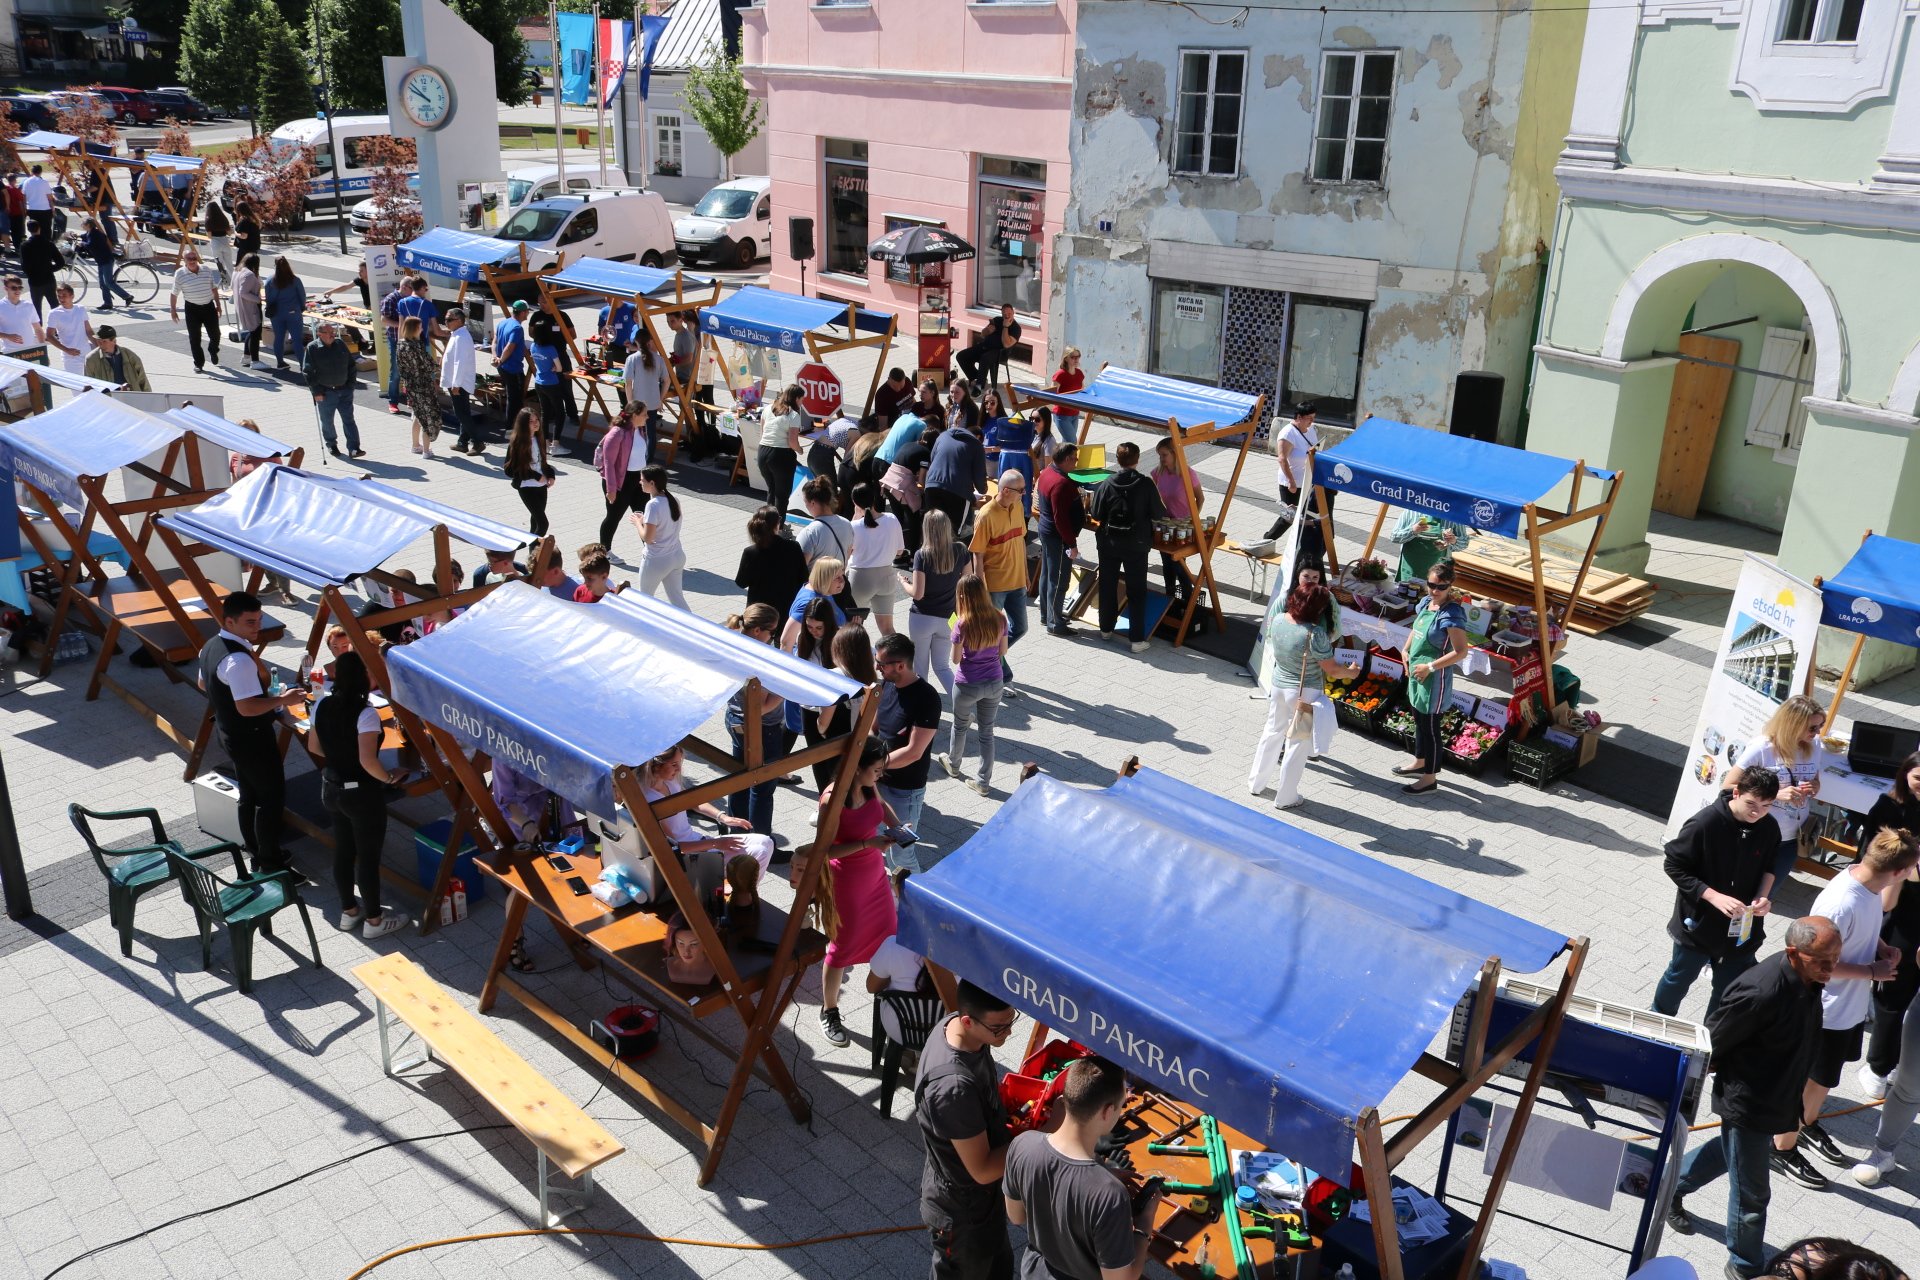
xmin=957 ymin=304 xmax=1023 ymax=393
xmin=1005 ymin=1056 xmax=1158 ymax=1280
xmin=916 ymin=980 xmax=1018 ymax=1280
xmin=875 ymin=632 xmax=941 ymax=873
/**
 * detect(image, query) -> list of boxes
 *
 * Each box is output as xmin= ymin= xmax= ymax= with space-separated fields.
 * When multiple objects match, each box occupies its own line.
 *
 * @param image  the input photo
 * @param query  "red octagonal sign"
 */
xmin=795 ymin=362 xmax=843 ymax=419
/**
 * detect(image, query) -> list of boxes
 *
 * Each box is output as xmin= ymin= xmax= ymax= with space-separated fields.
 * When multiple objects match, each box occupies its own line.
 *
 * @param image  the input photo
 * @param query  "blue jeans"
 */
xmin=314 ymin=387 xmax=360 ymax=453
xmin=270 ymin=311 xmax=301 ymax=364
xmin=1675 ymin=1123 xmax=1772 ymax=1275
xmin=448 ymin=388 xmax=477 ymax=448
xmin=1038 ymin=531 xmax=1072 ymax=630
xmin=96 ymin=258 xmax=134 ymax=307
xmin=727 ymin=722 xmax=782 ymax=838
xmin=989 ymin=586 xmax=1028 ymax=683
xmin=1651 ymin=937 xmax=1759 ymax=1019
xmin=877 ymin=783 xmax=924 ymax=873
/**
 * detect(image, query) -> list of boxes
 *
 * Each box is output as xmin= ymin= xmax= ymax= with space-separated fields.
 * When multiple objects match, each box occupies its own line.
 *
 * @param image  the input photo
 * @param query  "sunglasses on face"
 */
xmin=1427 ymin=580 xmax=1450 ymax=591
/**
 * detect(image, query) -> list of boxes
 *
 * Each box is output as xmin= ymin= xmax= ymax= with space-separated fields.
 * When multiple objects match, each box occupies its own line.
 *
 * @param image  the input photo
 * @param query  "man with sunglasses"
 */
xmin=0 ymin=274 xmax=46 ymax=353
xmin=916 ymin=979 xmax=1019 ymax=1280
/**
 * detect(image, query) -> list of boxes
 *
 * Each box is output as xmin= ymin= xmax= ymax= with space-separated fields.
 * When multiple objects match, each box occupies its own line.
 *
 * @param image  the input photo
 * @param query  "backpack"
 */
xmin=378 ymin=287 xmax=404 ymax=325
xmin=1096 ymin=477 xmax=1137 ymax=537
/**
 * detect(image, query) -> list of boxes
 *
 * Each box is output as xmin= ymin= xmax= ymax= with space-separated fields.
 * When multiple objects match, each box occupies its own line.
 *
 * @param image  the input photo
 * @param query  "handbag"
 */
xmin=1285 ymin=645 xmax=1316 ymax=743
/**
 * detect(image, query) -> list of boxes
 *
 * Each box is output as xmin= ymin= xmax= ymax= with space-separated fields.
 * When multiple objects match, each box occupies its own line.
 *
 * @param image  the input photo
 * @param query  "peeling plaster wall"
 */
xmin=1062 ymin=0 xmax=1585 ymax=440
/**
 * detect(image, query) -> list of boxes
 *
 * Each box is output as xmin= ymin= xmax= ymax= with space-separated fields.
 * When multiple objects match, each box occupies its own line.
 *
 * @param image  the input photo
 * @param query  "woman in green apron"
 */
xmin=1396 ymin=560 xmax=1471 ymax=795
xmin=1388 ymin=509 xmax=1471 ymax=583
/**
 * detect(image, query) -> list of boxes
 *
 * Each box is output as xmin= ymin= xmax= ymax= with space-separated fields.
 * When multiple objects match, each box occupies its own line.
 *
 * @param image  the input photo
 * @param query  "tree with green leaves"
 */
xmin=177 ymin=0 xmax=254 ymax=114
xmin=313 ymin=0 xmax=403 ymax=113
xmin=254 ymin=2 xmax=313 ymax=130
xmin=681 ymin=42 xmax=763 ymax=181
xmin=445 ymin=0 xmax=533 ymax=109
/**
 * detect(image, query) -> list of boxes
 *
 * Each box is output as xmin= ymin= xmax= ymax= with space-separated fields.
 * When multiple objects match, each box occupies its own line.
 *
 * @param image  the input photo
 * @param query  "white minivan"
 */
xmin=347 ymin=162 xmax=593 ymax=236
xmin=674 ymin=176 xmax=772 ymax=269
xmin=493 ymin=189 xmax=678 ymax=269
xmin=263 ymin=115 xmax=418 ymax=218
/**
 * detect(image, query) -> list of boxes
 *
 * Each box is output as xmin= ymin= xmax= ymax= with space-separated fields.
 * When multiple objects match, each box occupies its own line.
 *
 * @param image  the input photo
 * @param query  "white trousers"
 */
xmin=1248 ymin=685 xmax=1336 ymax=805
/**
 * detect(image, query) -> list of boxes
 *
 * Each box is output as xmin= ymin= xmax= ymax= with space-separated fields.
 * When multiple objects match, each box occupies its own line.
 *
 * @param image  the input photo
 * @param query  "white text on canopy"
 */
xmin=440 ymin=703 xmax=549 ymax=779
xmin=1002 ymin=967 xmax=1211 ymax=1098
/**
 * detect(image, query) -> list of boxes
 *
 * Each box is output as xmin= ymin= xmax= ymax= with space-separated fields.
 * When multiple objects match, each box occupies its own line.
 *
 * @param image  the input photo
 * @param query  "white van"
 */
xmin=265 ymin=115 xmax=419 ymax=218
xmin=493 ymin=189 xmax=677 ymax=269
xmin=346 ymin=162 xmax=593 ymax=236
xmin=674 ymin=176 xmax=771 ymax=269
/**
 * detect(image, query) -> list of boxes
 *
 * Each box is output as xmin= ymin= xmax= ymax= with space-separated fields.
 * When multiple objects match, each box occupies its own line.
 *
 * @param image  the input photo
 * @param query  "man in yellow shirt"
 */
xmin=969 ymin=469 xmax=1030 ymax=692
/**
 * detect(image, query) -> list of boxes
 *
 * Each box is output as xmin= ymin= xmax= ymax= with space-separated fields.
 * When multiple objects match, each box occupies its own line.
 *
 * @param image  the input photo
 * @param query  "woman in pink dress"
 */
xmin=793 ymin=738 xmax=896 ymax=1047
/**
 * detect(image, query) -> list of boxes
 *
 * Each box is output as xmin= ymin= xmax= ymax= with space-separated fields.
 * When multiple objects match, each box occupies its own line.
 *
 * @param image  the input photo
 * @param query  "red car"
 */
xmin=84 ymin=86 xmax=159 ymax=124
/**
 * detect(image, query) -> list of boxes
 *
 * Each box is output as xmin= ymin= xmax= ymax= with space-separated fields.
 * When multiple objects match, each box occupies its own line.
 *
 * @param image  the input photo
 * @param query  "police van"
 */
xmin=264 ymin=115 xmax=418 ymax=219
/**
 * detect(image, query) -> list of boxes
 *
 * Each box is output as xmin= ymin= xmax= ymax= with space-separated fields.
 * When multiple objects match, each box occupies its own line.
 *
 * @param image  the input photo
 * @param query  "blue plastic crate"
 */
xmin=413 ymin=817 xmax=486 ymax=903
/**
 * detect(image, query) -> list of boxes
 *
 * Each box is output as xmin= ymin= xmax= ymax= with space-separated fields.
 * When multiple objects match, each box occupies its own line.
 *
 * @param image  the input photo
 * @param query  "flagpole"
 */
xmin=593 ymin=2 xmax=608 ymax=186
xmin=635 ymin=1 xmax=648 ymax=187
xmin=550 ymin=0 xmax=567 ymax=190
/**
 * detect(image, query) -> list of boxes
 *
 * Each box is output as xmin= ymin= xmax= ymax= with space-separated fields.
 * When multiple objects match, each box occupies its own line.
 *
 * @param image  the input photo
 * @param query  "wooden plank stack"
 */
xmin=1450 ymin=537 xmax=1657 ymax=635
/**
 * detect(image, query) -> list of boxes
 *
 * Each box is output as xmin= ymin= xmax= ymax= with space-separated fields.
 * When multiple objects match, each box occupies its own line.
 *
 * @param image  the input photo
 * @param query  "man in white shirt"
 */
xmin=41 ymin=282 xmax=93 ymax=373
xmin=168 ymin=246 xmax=223 ymax=372
xmin=439 ymin=305 xmax=480 ymax=455
xmin=20 ymin=165 xmax=53 ymax=235
xmin=0 ymin=274 xmax=47 ymax=353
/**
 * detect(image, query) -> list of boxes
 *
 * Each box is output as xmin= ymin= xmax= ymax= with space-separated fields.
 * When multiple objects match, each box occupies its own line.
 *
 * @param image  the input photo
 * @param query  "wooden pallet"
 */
xmin=1449 ymin=538 xmax=1656 ymax=635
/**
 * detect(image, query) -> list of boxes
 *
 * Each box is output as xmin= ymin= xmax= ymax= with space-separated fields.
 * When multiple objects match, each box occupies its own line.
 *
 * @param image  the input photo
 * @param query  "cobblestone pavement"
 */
xmin=2 ymin=248 xmax=1917 ymax=1279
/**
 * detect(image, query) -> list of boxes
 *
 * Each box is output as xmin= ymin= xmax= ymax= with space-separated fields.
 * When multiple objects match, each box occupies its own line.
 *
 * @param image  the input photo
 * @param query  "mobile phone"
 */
xmin=886 ymin=824 xmax=919 ymax=848
xmin=565 ymin=875 xmax=591 ymax=897
xmin=548 ymin=854 xmax=574 ymax=873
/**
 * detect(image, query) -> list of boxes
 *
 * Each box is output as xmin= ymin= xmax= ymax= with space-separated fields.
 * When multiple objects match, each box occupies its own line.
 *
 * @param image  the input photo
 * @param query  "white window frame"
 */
xmin=1732 ymin=0 xmax=1902 ymax=111
xmin=1774 ymin=0 xmax=1865 ymax=42
xmin=1742 ymin=325 xmax=1816 ymax=464
xmin=1171 ymin=48 xmax=1247 ymax=179
xmin=652 ymin=110 xmax=683 ymax=175
xmin=1310 ymin=50 xmax=1397 ymax=187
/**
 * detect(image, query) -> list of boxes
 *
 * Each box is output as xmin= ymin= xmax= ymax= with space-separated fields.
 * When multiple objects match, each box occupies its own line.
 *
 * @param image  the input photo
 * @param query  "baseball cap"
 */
xmin=510 ymin=300 xmax=530 ymax=313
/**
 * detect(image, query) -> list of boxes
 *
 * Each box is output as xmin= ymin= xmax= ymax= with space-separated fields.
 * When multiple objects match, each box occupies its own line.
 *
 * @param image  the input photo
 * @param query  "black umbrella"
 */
xmin=866 ymin=225 xmax=977 ymax=265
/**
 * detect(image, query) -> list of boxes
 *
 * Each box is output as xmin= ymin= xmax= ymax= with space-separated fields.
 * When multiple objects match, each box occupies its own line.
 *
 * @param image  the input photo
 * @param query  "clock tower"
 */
xmin=383 ymin=0 xmax=502 ymax=234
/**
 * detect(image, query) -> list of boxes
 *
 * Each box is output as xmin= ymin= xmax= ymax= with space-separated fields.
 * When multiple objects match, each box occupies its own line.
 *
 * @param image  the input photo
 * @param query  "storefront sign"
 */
xmin=988 ymin=186 xmax=1040 ymax=258
xmin=1666 ymin=555 xmax=1821 ymax=838
xmin=1173 ymin=292 xmax=1209 ymax=324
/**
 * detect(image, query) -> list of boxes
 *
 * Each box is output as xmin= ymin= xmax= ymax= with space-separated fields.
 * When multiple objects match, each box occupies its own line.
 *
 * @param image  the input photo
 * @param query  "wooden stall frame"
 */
xmin=1007 ymin=364 xmax=1263 ymax=648
xmin=697 ymin=300 xmax=898 ymax=488
xmin=536 ymin=267 xmax=722 ymax=463
xmin=444 ymin=245 xmax=566 ymax=431
xmin=82 ymin=151 xmax=205 ymax=249
xmin=416 ymin=659 xmax=881 ymax=1184
xmin=1316 ymin=443 xmax=1625 ymax=714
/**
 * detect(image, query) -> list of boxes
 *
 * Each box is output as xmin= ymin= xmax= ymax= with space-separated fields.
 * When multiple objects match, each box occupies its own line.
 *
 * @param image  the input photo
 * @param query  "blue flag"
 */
xmin=557 ymin=11 xmax=596 ymax=107
xmin=637 ymin=14 xmax=669 ymax=100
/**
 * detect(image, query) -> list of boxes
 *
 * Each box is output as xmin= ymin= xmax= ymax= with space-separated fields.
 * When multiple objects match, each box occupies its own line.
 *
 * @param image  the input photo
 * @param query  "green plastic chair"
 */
xmin=165 ymin=850 xmax=323 ymax=994
xmin=68 ymin=804 xmax=247 ymax=958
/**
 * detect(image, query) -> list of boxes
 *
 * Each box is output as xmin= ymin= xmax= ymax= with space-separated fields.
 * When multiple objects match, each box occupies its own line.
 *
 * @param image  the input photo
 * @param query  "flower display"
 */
xmin=1332 ymin=675 xmax=1396 ymax=714
xmin=1383 ymin=707 xmax=1417 ymax=737
xmin=1439 ymin=707 xmax=1470 ymax=739
xmin=1449 ymin=722 xmax=1503 ymax=760
xmin=1352 ymin=557 xmax=1390 ymax=582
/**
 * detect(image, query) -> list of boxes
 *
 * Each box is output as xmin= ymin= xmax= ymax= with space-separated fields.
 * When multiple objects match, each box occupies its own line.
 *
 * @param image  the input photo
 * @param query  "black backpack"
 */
xmin=1097 ymin=479 xmax=1137 ymax=537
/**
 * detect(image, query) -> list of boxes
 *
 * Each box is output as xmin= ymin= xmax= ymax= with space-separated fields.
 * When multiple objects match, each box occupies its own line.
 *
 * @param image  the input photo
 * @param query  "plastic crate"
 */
xmin=413 ymin=817 xmax=487 ymax=903
xmin=1508 ymin=737 xmax=1578 ymax=788
xmin=1443 ymin=735 xmax=1507 ymax=775
xmin=49 ymin=629 xmax=93 ymax=666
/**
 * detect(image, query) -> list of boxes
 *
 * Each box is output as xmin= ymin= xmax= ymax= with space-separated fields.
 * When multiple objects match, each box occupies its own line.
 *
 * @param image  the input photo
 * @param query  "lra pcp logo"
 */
xmin=1470 ymin=498 xmax=1499 ymax=528
xmin=1330 ymin=463 xmax=1353 ymax=485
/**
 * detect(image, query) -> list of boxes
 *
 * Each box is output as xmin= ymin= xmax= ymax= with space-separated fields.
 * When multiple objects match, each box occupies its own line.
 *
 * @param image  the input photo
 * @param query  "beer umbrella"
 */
xmin=865 ymin=225 xmax=976 ymax=265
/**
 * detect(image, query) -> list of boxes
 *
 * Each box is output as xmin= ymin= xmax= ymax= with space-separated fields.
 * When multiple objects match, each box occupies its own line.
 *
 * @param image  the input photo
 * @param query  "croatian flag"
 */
xmin=598 ymin=18 xmax=633 ymax=110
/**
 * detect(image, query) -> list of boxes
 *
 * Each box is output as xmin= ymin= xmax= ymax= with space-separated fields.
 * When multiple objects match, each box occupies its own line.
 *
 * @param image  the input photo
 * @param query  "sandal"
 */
xmin=508 ymin=933 xmax=535 ymax=972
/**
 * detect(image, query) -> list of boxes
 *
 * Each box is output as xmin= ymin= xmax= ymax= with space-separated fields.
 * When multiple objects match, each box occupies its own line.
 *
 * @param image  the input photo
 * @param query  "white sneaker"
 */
xmin=1276 ymin=796 xmax=1305 ymax=811
xmin=1852 ymin=1146 xmax=1896 ymax=1186
xmin=1099 ymin=631 xmax=1115 ymax=641
xmin=1858 ymin=1062 xmax=1891 ymax=1101
xmin=334 ymin=906 xmax=362 ymax=931
xmin=1130 ymin=640 xmax=1150 ymax=654
xmin=968 ymin=778 xmax=991 ymax=797
xmin=362 ymin=912 xmax=410 ymax=939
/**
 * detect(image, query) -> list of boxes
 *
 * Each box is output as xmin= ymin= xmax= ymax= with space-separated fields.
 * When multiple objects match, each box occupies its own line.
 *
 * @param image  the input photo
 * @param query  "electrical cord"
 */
xmin=344 ymin=1222 xmax=925 ymax=1279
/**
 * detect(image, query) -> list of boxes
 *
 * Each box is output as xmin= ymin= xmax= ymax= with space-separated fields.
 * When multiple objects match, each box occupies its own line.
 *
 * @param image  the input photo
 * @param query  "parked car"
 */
xmin=0 ymin=93 xmax=57 ymax=131
xmin=346 ymin=163 xmax=592 ymax=236
xmin=145 ymin=90 xmax=212 ymax=123
xmin=82 ymin=86 xmax=159 ymax=124
xmin=674 ymin=175 xmax=771 ymax=269
xmin=493 ymin=189 xmax=677 ymax=269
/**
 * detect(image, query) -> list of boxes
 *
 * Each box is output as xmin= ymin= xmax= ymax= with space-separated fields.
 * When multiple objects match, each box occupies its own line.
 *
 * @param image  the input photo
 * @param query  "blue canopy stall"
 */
xmin=537 ymin=256 xmax=721 ymax=457
xmin=1312 ymin=419 xmax=1624 ymax=711
xmin=896 ymin=764 xmax=1585 ymax=1279
xmin=160 ymin=462 xmax=550 ymax=894
xmin=382 ymin=581 xmax=876 ymax=1183
xmin=1815 ymin=530 xmax=1920 ymax=750
xmin=0 ymin=392 xmax=299 ymax=752
xmin=397 ymin=228 xmax=554 ymax=383
xmin=1007 ymin=365 xmax=1265 ymax=646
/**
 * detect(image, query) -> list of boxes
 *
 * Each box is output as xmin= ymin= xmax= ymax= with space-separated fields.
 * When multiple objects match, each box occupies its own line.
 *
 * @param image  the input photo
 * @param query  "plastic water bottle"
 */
xmin=267 ymin=669 xmax=285 ymax=697
xmin=297 ymin=653 xmax=313 ymax=689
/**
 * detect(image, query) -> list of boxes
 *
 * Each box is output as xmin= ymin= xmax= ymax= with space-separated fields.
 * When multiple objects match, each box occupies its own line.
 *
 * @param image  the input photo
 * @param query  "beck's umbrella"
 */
xmin=866 ymin=225 xmax=976 ymax=265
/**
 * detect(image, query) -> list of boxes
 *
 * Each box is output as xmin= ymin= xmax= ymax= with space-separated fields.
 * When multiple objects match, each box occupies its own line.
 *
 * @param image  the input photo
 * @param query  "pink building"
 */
xmin=741 ymin=0 xmax=1074 ymax=380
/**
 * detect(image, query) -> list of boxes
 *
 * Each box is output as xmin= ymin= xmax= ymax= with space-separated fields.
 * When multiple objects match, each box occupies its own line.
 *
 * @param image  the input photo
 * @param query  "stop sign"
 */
xmin=795 ymin=362 xmax=843 ymax=418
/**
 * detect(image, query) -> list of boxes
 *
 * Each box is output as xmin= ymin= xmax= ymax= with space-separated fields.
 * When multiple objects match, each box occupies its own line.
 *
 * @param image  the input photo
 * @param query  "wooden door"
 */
xmin=1653 ymin=332 xmax=1739 ymax=519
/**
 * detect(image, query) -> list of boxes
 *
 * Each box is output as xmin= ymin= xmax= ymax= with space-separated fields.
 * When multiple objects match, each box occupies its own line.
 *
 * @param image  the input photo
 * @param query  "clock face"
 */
xmin=401 ymin=67 xmax=453 ymax=130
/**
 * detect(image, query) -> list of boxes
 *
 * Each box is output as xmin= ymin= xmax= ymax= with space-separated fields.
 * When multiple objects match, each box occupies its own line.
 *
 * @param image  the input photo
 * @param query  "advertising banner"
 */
xmin=1665 ymin=554 xmax=1821 ymax=839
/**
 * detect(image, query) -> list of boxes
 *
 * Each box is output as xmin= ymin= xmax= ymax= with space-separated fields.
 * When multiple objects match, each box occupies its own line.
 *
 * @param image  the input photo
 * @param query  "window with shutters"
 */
xmin=1742 ymin=325 xmax=1815 ymax=463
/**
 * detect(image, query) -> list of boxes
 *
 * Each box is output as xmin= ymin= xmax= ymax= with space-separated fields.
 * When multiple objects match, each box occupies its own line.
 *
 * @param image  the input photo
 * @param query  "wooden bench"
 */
xmin=500 ymin=124 xmax=537 ymax=144
xmin=352 ymin=954 xmax=625 ymax=1225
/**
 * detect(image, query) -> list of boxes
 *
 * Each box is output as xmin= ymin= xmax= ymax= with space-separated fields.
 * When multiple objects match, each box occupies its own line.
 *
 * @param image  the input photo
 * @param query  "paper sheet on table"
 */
xmin=1483 ymin=1103 xmax=1625 ymax=1211
xmin=1347 ymin=1185 xmax=1453 ymax=1247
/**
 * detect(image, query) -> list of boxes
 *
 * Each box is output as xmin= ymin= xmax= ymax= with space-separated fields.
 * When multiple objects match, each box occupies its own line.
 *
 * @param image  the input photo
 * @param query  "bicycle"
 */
xmin=57 ymin=235 xmax=163 ymax=308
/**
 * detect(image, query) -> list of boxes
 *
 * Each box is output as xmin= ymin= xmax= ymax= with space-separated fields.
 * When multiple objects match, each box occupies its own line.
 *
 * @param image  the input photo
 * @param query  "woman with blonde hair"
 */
xmin=1725 ymin=693 xmax=1828 ymax=867
xmin=903 ymin=507 xmax=962 ymax=695
xmin=780 ymin=555 xmax=848 ymax=650
xmin=941 ymin=573 xmax=1008 ymax=795
xmin=397 ymin=315 xmax=442 ymax=457
xmin=639 ymin=745 xmax=773 ymax=900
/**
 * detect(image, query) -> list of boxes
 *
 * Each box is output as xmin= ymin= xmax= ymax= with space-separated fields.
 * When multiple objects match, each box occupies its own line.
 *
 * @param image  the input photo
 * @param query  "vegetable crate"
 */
xmin=1508 ymin=737 xmax=1579 ymax=789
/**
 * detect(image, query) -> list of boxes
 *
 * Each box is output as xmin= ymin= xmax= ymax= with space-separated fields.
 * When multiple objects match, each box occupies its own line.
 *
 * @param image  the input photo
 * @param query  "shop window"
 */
xmin=1284 ymin=296 xmax=1367 ymax=423
xmin=1312 ymin=51 xmax=1395 ymax=185
xmin=1173 ymin=50 xmax=1246 ymax=177
xmin=824 ymin=137 xmax=869 ymax=278
xmin=1777 ymin=0 xmax=1864 ymax=41
xmin=1150 ymin=282 xmax=1225 ymax=383
xmin=975 ymin=157 xmax=1045 ymax=313
xmin=653 ymin=112 xmax=684 ymax=176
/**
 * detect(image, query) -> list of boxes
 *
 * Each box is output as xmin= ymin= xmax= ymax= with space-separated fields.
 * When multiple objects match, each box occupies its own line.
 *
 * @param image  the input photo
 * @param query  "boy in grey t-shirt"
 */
xmin=1004 ymin=1056 xmax=1157 ymax=1280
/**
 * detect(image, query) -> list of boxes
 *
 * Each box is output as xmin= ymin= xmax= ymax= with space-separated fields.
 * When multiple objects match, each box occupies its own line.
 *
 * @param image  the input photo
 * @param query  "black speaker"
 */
xmin=1449 ymin=371 xmax=1503 ymax=443
xmin=788 ymin=216 xmax=815 ymax=262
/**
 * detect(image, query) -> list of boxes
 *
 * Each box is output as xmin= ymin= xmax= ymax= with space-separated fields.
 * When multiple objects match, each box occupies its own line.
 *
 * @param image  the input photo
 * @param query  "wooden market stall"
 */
xmin=0 ymin=392 xmax=302 ymax=756
xmin=1309 ymin=419 xmax=1623 ymax=715
xmin=896 ymin=764 xmax=1588 ymax=1280
xmin=537 ymin=256 xmax=721 ymax=459
xmin=381 ymin=581 xmax=878 ymax=1184
xmin=695 ymin=285 xmax=898 ymax=485
xmin=1007 ymin=365 xmax=1264 ymax=648
xmin=86 ymin=149 xmax=205 ymax=244
xmin=158 ymin=461 xmax=554 ymax=928
xmin=396 ymin=228 xmax=561 ymax=419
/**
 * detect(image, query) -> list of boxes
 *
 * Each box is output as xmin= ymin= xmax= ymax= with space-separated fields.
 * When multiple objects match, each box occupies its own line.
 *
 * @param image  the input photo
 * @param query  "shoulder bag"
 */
xmin=1285 ymin=639 xmax=1317 ymax=742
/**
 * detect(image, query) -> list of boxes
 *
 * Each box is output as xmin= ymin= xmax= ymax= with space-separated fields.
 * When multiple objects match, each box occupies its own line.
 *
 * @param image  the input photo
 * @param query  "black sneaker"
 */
xmin=1664 ymin=1196 xmax=1693 ymax=1235
xmin=1770 ymin=1146 xmax=1829 ymax=1190
xmin=819 ymin=1007 xmax=850 ymax=1047
xmin=1799 ymin=1121 xmax=1848 ymax=1167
